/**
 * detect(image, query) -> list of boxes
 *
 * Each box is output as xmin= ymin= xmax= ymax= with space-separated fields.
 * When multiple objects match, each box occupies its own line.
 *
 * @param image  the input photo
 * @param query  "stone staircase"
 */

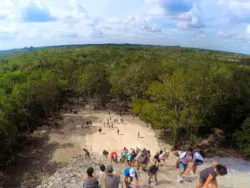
xmin=36 ymin=153 xmax=201 ymax=188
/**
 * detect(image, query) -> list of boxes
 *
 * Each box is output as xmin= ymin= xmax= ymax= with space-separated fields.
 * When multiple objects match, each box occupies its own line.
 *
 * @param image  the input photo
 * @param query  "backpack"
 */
xmin=199 ymin=151 xmax=206 ymax=158
xmin=181 ymin=152 xmax=193 ymax=161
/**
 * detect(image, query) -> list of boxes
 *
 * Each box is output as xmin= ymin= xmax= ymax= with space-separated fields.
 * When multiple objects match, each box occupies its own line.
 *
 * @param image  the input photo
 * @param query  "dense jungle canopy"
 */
xmin=0 ymin=45 xmax=250 ymax=169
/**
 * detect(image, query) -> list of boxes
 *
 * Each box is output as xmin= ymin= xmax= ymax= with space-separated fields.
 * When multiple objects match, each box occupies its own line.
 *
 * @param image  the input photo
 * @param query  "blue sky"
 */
xmin=0 ymin=0 xmax=250 ymax=54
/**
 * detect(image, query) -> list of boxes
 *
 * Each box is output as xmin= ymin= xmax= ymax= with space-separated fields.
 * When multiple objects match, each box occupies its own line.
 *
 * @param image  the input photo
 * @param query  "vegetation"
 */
xmin=0 ymin=45 xmax=250 ymax=168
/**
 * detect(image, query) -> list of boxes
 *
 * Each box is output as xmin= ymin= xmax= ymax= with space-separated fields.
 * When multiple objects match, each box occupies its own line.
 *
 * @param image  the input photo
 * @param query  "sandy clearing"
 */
xmin=82 ymin=113 xmax=163 ymax=155
xmin=48 ymin=111 xmax=166 ymax=163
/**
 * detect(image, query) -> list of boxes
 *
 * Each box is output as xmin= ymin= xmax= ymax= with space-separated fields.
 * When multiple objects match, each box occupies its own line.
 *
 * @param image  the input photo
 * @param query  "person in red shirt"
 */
xmin=110 ymin=152 xmax=118 ymax=163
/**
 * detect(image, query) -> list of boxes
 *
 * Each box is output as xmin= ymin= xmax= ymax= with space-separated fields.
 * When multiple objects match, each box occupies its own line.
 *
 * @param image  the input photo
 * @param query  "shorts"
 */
xmin=199 ymin=178 xmax=205 ymax=184
xmin=195 ymin=159 xmax=203 ymax=166
xmin=154 ymin=157 xmax=160 ymax=163
xmin=179 ymin=162 xmax=188 ymax=170
xmin=148 ymin=172 xmax=157 ymax=178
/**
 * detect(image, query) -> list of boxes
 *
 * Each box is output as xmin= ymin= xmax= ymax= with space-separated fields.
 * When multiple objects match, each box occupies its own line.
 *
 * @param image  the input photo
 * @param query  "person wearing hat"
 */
xmin=123 ymin=167 xmax=138 ymax=188
xmin=102 ymin=164 xmax=120 ymax=188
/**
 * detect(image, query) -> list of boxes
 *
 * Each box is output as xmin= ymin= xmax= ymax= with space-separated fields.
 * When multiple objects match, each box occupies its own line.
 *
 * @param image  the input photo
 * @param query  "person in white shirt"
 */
xmin=98 ymin=164 xmax=106 ymax=187
xmin=186 ymin=149 xmax=204 ymax=174
xmin=158 ymin=150 xmax=170 ymax=166
xmin=176 ymin=148 xmax=193 ymax=183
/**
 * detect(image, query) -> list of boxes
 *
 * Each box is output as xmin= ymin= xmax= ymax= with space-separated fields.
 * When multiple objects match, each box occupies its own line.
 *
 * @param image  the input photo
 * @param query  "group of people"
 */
xmin=83 ymin=147 xmax=228 ymax=188
xmin=99 ymin=114 xmax=125 ymax=135
xmin=83 ymin=164 xmax=120 ymax=188
xmin=173 ymin=148 xmax=227 ymax=187
xmin=104 ymin=115 xmax=124 ymax=128
xmin=83 ymin=146 xmax=161 ymax=188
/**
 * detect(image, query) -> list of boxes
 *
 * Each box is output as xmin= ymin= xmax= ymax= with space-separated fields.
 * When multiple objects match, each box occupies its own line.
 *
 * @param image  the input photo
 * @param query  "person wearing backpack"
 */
xmin=186 ymin=149 xmax=205 ymax=174
xmin=176 ymin=148 xmax=193 ymax=183
xmin=136 ymin=148 xmax=149 ymax=171
xmin=154 ymin=150 xmax=163 ymax=165
xmin=147 ymin=165 xmax=159 ymax=185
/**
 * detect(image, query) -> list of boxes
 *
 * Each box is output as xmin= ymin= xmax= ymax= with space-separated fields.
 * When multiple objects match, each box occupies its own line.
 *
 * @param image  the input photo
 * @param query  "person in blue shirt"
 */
xmin=123 ymin=167 xmax=138 ymax=188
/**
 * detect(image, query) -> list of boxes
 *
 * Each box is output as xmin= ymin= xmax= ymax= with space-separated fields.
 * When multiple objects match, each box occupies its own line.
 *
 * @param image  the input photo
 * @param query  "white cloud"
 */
xmin=217 ymin=0 xmax=250 ymax=24
xmin=145 ymin=0 xmax=204 ymax=31
xmin=176 ymin=7 xmax=204 ymax=30
xmin=247 ymin=25 xmax=250 ymax=34
xmin=107 ymin=17 xmax=121 ymax=24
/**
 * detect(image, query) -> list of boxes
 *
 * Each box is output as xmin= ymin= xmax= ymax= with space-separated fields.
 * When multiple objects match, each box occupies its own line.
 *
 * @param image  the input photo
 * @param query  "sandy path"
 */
xmin=48 ymin=111 xmax=166 ymax=163
xmin=83 ymin=113 xmax=163 ymax=155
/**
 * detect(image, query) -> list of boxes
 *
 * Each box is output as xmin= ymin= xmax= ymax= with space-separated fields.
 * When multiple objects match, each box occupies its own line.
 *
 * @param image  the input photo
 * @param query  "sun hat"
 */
xmin=106 ymin=164 xmax=113 ymax=173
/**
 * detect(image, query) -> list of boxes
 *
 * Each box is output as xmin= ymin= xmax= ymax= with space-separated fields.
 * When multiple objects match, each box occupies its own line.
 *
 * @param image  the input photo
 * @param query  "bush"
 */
xmin=234 ymin=117 xmax=250 ymax=158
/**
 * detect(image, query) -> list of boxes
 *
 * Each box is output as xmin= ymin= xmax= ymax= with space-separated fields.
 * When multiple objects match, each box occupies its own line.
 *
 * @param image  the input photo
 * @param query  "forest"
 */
xmin=0 ymin=45 xmax=250 ymax=169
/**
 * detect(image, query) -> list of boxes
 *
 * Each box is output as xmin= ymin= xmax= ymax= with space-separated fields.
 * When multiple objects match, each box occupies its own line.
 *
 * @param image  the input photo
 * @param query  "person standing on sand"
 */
xmin=196 ymin=162 xmax=227 ymax=188
xmin=117 ymin=128 xmax=119 ymax=135
xmin=176 ymin=148 xmax=194 ymax=183
xmin=137 ymin=131 xmax=140 ymax=138
xmin=83 ymin=167 xmax=98 ymax=188
xmin=102 ymin=164 xmax=120 ymax=188
xmin=99 ymin=128 xmax=102 ymax=134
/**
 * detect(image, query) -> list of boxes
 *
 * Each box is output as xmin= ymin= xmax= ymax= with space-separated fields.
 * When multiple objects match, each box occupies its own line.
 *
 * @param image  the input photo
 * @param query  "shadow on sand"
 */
xmin=2 ymin=133 xmax=65 ymax=188
xmin=2 ymin=113 xmax=98 ymax=188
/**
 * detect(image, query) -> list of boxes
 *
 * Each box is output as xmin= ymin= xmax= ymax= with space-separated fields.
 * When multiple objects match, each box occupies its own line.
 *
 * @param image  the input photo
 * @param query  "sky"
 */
xmin=0 ymin=0 xmax=250 ymax=54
